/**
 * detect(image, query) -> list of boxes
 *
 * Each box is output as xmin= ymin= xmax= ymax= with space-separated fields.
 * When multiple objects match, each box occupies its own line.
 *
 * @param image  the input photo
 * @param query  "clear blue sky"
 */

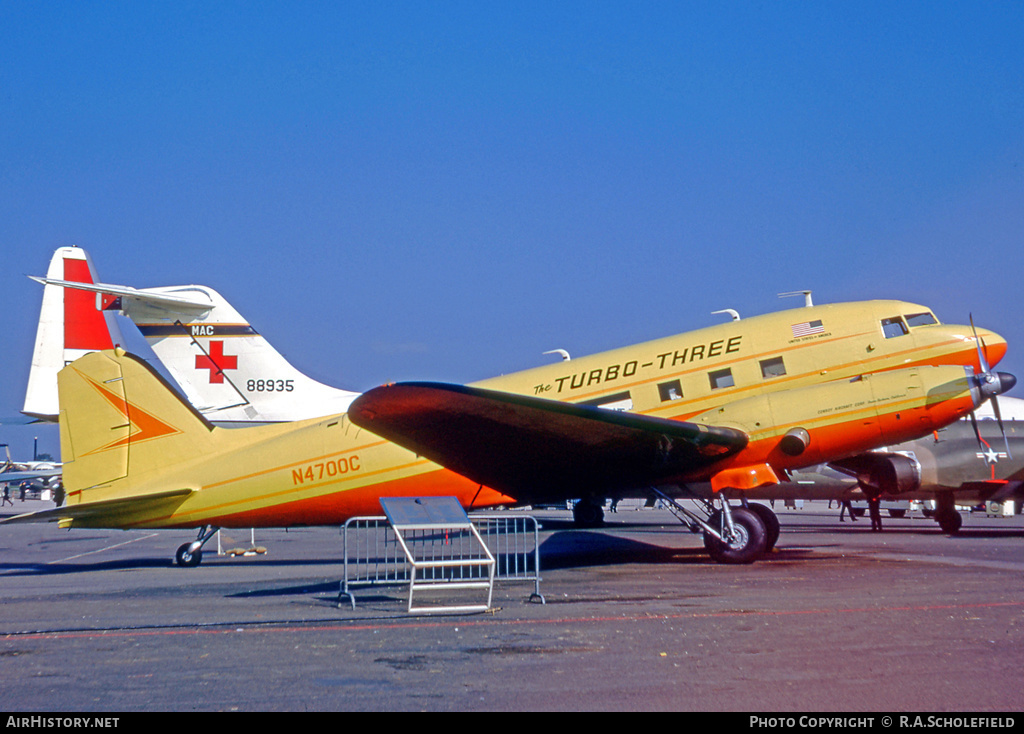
xmin=2 ymin=1 xmax=1022 ymax=460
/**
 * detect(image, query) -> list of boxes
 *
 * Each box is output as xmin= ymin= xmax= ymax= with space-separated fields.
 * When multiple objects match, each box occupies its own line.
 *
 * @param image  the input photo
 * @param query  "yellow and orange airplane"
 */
xmin=2 ymin=297 xmax=1014 ymax=566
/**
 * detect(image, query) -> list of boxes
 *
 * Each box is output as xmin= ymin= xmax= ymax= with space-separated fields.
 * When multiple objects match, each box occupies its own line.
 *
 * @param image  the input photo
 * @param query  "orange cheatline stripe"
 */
xmin=742 ymin=390 xmax=971 ymax=443
xmin=123 ymin=456 xmax=440 ymax=526
xmin=200 ymin=436 xmax=395 ymax=490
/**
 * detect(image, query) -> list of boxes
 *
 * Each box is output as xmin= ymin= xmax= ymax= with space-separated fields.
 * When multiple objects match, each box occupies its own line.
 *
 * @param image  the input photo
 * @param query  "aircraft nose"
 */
xmin=977 ymin=328 xmax=1008 ymax=368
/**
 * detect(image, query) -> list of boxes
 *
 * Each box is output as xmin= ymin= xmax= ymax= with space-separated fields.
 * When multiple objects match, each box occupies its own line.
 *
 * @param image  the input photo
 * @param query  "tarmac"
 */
xmin=1 ymin=499 xmax=1023 ymax=713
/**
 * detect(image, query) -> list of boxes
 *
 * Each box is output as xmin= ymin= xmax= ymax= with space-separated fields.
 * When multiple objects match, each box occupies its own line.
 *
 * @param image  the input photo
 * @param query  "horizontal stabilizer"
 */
xmin=0 ymin=488 xmax=194 ymax=526
xmin=28 ymin=276 xmax=215 ymax=313
xmin=349 ymin=382 xmax=748 ymax=502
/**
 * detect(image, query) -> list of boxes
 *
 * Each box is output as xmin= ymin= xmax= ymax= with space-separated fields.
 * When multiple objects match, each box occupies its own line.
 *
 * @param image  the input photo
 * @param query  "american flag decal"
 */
xmin=791 ymin=320 xmax=825 ymax=337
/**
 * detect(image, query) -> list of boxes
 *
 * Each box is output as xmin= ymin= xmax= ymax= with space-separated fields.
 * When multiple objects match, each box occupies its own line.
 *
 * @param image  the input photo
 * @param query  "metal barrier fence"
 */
xmin=339 ymin=512 xmax=544 ymax=610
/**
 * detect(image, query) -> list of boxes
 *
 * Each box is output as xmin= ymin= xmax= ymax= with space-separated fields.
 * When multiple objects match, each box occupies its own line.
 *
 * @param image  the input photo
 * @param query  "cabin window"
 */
xmin=760 ymin=357 xmax=787 ymax=378
xmin=658 ymin=380 xmax=683 ymax=402
xmin=905 ymin=312 xmax=937 ymax=328
xmin=881 ymin=317 xmax=908 ymax=339
xmin=709 ymin=368 xmax=735 ymax=390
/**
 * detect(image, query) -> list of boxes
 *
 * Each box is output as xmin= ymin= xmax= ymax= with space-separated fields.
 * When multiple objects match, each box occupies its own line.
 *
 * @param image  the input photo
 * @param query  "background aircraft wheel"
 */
xmin=572 ymin=499 xmax=605 ymax=528
xmin=746 ymin=503 xmax=780 ymax=551
xmin=936 ymin=510 xmax=962 ymax=535
xmin=704 ymin=507 xmax=767 ymax=564
xmin=175 ymin=543 xmax=203 ymax=567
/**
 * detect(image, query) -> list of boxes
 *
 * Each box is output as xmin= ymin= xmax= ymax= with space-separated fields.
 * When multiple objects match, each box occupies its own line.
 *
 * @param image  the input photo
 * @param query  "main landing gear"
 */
xmin=651 ymin=487 xmax=777 ymax=564
xmin=175 ymin=525 xmax=219 ymax=567
xmin=932 ymin=492 xmax=963 ymax=535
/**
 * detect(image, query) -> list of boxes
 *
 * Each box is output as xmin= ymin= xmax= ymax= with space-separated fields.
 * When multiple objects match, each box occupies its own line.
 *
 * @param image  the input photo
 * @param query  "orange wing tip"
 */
xmin=710 ymin=464 xmax=780 ymax=493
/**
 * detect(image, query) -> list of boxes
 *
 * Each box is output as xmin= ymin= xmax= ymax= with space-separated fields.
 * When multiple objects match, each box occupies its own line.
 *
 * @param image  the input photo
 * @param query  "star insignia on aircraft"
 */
xmin=977 ymin=446 xmax=1003 ymax=465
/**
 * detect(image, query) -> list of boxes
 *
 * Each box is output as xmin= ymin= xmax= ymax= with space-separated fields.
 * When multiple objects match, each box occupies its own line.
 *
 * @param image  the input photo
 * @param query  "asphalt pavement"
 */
xmin=2 ymin=499 xmax=1023 ymax=712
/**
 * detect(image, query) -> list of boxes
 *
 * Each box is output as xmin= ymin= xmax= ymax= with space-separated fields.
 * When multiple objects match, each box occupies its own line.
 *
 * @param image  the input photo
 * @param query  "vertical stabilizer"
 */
xmin=23 ymin=247 xmax=126 ymax=420
xmin=122 ymin=285 xmax=359 ymax=422
xmin=57 ymin=349 xmax=218 ymax=511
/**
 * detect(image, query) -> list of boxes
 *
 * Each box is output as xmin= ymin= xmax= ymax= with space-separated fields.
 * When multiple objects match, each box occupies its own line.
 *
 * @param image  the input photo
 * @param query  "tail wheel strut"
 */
xmin=175 ymin=525 xmax=219 ymax=568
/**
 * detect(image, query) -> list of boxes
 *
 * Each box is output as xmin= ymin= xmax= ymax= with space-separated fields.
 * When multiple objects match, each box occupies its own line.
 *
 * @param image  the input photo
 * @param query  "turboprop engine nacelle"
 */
xmin=686 ymin=365 xmax=997 ymax=488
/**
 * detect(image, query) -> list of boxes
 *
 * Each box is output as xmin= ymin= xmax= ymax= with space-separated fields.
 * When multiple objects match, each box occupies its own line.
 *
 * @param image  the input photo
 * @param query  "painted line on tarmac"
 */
xmin=48 ymin=532 xmax=161 ymax=564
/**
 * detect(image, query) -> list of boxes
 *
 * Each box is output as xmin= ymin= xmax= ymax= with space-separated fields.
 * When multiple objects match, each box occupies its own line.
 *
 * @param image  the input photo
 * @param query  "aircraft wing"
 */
xmin=0 ymin=488 xmax=194 ymax=526
xmin=0 ymin=468 xmax=62 ymax=483
xmin=348 ymin=382 xmax=748 ymax=502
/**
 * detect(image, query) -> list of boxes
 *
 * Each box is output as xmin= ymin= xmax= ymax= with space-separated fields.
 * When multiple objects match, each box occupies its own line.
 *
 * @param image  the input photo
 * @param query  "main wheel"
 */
xmin=936 ymin=509 xmax=962 ymax=535
xmin=704 ymin=507 xmax=768 ymax=564
xmin=746 ymin=503 xmax=781 ymax=552
xmin=175 ymin=542 xmax=203 ymax=567
xmin=572 ymin=499 xmax=605 ymax=528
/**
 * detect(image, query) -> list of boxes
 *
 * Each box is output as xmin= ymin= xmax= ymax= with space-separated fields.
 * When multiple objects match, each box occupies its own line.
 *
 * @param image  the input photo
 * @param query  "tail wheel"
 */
xmin=175 ymin=542 xmax=203 ymax=567
xmin=704 ymin=507 xmax=768 ymax=564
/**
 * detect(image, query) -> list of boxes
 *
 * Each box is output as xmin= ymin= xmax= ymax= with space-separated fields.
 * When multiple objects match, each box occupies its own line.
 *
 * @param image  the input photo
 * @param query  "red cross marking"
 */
xmin=195 ymin=340 xmax=238 ymax=384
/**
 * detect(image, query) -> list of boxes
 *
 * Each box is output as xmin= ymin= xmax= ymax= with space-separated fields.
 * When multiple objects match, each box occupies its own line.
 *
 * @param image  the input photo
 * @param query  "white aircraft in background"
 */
xmin=25 ymin=246 xmax=358 ymax=424
xmin=0 ymin=443 xmax=61 ymax=493
xmin=22 ymin=246 xmax=127 ymax=421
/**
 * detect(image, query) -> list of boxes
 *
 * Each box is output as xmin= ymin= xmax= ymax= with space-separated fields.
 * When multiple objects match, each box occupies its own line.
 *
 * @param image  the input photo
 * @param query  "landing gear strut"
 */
xmin=175 ymin=525 xmax=219 ymax=567
xmin=650 ymin=487 xmax=772 ymax=564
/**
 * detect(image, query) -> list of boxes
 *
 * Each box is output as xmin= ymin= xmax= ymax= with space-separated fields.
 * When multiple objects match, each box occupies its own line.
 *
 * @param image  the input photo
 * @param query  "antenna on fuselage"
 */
xmin=712 ymin=309 xmax=741 ymax=321
xmin=543 ymin=349 xmax=571 ymax=362
xmin=779 ymin=290 xmax=814 ymax=307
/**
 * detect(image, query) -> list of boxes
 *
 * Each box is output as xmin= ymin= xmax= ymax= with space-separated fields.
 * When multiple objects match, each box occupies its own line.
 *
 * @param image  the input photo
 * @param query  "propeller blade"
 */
xmin=990 ymin=394 xmax=1013 ymax=460
xmin=970 ymin=314 xmax=991 ymax=374
xmin=970 ymin=410 xmax=982 ymax=446
xmin=969 ymin=315 xmax=1014 ymax=459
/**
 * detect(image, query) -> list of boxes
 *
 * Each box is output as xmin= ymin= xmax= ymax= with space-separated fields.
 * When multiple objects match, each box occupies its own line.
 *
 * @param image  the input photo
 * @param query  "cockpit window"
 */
xmin=881 ymin=317 xmax=908 ymax=339
xmin=905 ymin=312 xmax=938 ymax=327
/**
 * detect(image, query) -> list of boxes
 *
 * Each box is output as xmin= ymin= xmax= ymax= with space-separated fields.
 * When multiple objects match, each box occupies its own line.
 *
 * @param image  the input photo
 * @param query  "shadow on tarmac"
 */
xmin=0 ymin=555 xmax=347 ymax=577
xmin=775 ymin=520 xmax=1024 ymax=539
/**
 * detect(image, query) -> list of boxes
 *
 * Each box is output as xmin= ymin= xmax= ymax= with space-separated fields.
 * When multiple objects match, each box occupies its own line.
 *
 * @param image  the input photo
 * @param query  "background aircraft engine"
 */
xmin=831 ymin=453 xmax=922 ymax=496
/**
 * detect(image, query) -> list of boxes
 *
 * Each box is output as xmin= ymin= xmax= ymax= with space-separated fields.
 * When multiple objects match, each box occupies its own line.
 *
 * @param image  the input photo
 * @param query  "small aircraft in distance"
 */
xmin=4 ymin=258 xmax=1012 ymax=566
xmin=0 ymin=444 xmax=62 ymax=494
